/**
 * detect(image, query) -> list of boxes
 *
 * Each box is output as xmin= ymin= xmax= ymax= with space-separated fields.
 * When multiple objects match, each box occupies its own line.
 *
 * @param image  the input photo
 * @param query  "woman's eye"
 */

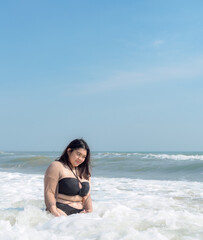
xmin=76 ymin=151 xmax=86 ymax=159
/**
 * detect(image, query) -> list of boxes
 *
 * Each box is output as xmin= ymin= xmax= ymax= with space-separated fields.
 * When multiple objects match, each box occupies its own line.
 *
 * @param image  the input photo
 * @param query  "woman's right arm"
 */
xmin=44 ymin=162 xmax=66 ymax=216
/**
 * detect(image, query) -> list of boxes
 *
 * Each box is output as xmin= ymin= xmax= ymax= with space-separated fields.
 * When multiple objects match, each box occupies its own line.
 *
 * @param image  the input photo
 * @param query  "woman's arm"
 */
xmin=44 ymin=161 xmax=66 ymax=216
xmin=83 ymin=194 xmax=93 ymax=213
xmin=83 ymin=177 xmax=93 ymax=213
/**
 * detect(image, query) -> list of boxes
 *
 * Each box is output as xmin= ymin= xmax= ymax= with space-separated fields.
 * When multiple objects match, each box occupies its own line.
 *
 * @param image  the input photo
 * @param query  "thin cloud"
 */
xmin=64 ymin=73 xmax=145 ymax=96
xmin=64 ymin=56 xmax=203 ymax=96
xmin=153 ymin=40 xmax=164 ymax=46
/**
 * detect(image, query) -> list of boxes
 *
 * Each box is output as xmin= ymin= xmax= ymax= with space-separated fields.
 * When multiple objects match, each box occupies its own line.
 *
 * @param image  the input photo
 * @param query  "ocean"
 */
xmin=0 ymin=151 xmax=203 ymax=240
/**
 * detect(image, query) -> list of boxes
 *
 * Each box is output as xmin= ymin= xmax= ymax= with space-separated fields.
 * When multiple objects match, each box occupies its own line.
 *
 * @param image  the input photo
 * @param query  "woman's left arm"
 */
xmin=84 ymin=194 xmax=93 ymax=213
xmin=83 ymin=177 xmax=93 ymax=213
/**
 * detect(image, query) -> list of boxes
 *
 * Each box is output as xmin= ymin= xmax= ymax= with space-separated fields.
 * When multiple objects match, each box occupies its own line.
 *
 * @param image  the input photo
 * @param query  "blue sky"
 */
xmin=0 ymin=0 xmax=203 ymax=151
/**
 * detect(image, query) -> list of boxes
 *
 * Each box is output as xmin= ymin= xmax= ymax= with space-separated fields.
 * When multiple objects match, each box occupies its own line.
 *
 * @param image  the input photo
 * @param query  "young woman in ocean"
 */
xmin=44 ymin=139 xmax=93 ymax=216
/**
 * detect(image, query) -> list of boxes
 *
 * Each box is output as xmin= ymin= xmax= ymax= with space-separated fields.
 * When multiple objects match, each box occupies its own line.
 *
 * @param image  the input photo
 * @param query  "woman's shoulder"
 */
xmin=47 ymin=160 xmax=61 ymax=168
xmin=46 ymin=161 xmax=64 ymax=173
xmin=50 ymin=160 xmax=62 ymax=167
xmin=45 ymin=161 xmax=65 ymax=179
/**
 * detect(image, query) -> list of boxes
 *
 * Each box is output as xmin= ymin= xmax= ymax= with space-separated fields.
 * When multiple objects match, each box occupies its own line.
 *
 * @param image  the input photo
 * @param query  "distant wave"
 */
xmin=92 ymin=152 xmax=140 ymax=159
xmin=92 ymin=152 xmax=203 ymax=161
xmin=0 ymin=155 xmax=53 ymax=173
xmin=0 ymin=151 xmax=14 ymax=155
xmin=9 ymin=156 xmax=52 ymax=165
xmin=0 ymin=151 xmax=203 ymax=181
xmin=142 ymin=153 xmax=203 ymax=161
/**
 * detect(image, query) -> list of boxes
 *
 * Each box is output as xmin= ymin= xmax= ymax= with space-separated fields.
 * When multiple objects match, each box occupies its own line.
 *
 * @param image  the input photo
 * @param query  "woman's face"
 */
xmin=67 ymin=148 xmax=87 ymax=167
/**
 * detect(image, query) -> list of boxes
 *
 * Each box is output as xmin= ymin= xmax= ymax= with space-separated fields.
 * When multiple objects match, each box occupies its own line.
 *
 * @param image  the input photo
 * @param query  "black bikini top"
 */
xmin=58 ymin=168 xmax=89 ymax=197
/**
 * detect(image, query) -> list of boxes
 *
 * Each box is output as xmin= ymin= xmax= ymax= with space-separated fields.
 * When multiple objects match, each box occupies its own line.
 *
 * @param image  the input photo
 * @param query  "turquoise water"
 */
xmin=0 ymin=151 xmax=203 ymax=181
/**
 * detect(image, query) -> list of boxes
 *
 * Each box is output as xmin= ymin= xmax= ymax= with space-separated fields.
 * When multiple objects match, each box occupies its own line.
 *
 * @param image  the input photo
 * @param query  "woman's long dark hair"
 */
xmin=57 ymin=139 xmax=91 ymax=180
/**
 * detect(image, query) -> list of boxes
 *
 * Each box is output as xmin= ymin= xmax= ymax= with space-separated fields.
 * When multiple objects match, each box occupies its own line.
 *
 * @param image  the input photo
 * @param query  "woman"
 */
xmin=44 ymin=139 xmax=93 ymax=216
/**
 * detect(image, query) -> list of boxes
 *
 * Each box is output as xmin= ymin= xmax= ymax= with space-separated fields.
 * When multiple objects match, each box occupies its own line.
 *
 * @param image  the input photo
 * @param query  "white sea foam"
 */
xmin=92 ymin=152 xmax=203 ymax=161
xmin=0 ymin=171 xmax=203 ymax=240
xmin=92 ymin=152 xmax=126 ymax=159
xmin=0 ymin=151 xmax=14 ymax=155
xmin=142 ymin=153 xmax=203 ymax=161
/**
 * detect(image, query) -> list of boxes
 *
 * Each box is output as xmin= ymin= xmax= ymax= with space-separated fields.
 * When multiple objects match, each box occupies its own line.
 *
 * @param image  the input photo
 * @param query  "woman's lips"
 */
xmin=75 ymin=159 xmax=81 ymax=165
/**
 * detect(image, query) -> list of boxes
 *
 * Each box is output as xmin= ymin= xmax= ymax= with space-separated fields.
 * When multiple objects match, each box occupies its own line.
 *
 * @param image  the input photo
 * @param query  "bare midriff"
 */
xmin=57 ymin=193 xmax=84 ymax=209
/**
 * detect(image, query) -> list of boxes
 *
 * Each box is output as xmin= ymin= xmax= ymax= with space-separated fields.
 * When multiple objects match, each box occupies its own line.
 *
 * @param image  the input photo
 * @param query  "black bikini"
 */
xmin=56 ymin=167 xmax=90 ymax=215
xmin=56 ymin=202 xmax=84 ymax=215
xmin=58 ymin=178 xmax=89 ymax=197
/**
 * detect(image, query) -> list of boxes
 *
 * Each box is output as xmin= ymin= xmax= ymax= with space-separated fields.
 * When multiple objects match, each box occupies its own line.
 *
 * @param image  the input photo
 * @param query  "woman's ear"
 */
xmin=67 ymin=148 xmax=71 ymax=155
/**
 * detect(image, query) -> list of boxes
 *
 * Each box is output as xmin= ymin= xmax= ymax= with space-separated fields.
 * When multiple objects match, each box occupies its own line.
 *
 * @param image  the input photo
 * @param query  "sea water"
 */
xmin=0 ymin=151 xmax=203 ymax=240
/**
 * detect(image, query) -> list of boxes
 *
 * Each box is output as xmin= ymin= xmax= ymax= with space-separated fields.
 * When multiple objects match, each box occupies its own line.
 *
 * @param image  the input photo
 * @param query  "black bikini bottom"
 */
xmin=56 ymin=202 xmax=83 ymax=216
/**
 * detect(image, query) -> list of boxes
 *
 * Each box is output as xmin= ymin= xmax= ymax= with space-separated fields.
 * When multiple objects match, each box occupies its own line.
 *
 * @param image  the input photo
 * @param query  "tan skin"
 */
xmin=50 ymin=148 xmax=93 ymax=217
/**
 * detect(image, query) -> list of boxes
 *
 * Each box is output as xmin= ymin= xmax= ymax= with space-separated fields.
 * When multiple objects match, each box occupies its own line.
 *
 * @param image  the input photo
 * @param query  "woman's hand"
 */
xmin=49 ymin=205 xmax=67 ymax=217
xmin=81 ymin=209 xmax=92 ymax=214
